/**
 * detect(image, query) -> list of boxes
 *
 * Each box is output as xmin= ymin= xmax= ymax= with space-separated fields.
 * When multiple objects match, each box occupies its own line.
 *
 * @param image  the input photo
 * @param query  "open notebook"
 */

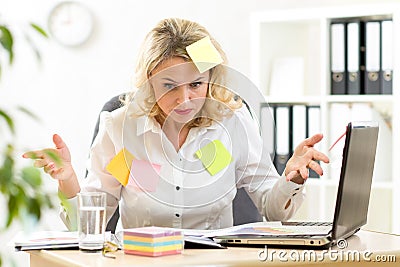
xmin=213 ymin=121 xmax=379 ymax=248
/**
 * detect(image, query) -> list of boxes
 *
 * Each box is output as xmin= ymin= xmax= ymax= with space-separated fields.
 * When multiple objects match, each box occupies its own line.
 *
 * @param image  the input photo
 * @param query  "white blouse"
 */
xmin=64 ymin=104 xmax=305 ymax=230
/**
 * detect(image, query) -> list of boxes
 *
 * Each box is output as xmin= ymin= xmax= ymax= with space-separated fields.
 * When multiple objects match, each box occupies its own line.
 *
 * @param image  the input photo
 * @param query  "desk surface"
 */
xmin=27 ymin=230 xmax=400 ymax=267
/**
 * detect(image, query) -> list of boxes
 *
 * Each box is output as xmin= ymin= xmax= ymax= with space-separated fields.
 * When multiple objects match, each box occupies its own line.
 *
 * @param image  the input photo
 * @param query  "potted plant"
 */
xmin=0 ymin=22 xmax=59 ymax=266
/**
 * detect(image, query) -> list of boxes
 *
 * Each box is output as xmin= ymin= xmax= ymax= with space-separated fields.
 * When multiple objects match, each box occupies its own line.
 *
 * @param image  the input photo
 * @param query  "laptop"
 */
xmin=214 ymin=121 xmax=379 ymax=249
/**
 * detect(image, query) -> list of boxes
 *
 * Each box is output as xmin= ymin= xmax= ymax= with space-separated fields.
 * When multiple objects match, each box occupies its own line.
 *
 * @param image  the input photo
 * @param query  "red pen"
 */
xmin=328 ymin=130 xmax=347 ymax=151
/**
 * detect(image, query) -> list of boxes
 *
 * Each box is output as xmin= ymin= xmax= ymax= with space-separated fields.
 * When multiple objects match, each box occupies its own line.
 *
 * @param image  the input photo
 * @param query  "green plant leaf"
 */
xmin=44 ymin=194 xmax=55 ymax=209
xmin=0 ymin=146 xmax=15 ymax=185
xmin=6 ymin=194 xmax=17 ymax=227
xmin=17 ymin=106 xmax=41 ymax=122
xmin=0 ymin=167 xmax=11 ymax=193
xmin=58 ymin=191 xmax=71 ymax=211
xmin=0 ymin=161 xmax=13 ymax=188
xmin=30 ymin=23 xmax=48 ymax=38
xmin=21 ymin=166 xmax=42 ymax=188
xmin=28 ymin=197 xmax=42 ymax=220
xmin=24 ymin=33 xmax=42 ymax=62
xmin=44 ymin=149 xmax=62 ymax=167
xmin=24 ymin=151 xmax=39 ymax=161
xmin=0 ymin=109 xmax=15 ymax=134
xmin=0 ymin=25 xmax=14 ymax=64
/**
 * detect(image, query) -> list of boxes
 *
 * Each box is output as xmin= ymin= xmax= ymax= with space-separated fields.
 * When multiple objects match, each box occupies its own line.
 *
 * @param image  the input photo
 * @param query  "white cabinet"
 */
xmin=250 ymin=4 xmax=400 ymax=234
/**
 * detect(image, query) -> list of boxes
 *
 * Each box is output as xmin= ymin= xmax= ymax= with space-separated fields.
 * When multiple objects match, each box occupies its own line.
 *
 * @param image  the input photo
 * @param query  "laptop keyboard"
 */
xmin=294 ymin=222 xmax=332 ymax=226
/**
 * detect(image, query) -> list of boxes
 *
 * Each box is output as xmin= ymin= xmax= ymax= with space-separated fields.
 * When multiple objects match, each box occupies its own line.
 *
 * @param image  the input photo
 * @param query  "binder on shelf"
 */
xmin=330 ymin=23 xmax=346 ymax=95
xmin=359 ymin=20 xmax=366 ymax=95
xmin=260 ymin=104 xmax=276 ymax=158
xmin=292 ymin=105 xmax=307 ymax=151
xmin=306 ymin=105 xmax=321 ymax=178
xmin=380 ymin=20 xmax=393 ymax=94
xmin=346 ymin=22 xmax=361 ymax=94
xmin=364 ymin=21 xmax=381 ymax=94
xmin=273 ymin=106 xmax=292 ymax=175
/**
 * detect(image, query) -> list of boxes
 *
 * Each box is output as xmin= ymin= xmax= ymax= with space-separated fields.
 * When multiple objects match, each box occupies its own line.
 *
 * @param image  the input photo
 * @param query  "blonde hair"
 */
xmin=125 ymin=18 xmax=242 ymax=127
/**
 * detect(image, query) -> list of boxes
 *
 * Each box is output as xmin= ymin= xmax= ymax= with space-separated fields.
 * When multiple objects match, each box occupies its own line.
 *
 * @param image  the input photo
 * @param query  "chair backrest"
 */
xmin=89 ymin=94 xmax=262 ymax=232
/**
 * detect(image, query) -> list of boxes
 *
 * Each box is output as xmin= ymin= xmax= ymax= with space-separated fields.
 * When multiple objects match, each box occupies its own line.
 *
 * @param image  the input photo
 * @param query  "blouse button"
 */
xmin=176 ymin=186 xmax=180 ymax=191
xmin=175 ymin=213 xmax=180 ymax=218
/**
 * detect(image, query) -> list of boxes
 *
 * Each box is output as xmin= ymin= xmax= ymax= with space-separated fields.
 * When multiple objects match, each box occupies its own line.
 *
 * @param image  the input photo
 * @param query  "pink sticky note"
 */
xmin=128 ymin=160 xmax=161 ymax=192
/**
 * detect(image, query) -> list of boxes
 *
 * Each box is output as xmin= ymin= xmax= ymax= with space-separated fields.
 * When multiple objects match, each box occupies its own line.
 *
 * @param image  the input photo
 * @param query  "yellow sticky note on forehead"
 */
xmin=106 ymin=148 xmax=135 ymax=186
xmin=195 ymin=140 xmax=232 ymax=175
xmin=186 ymin=36 xmax=223 ymax=73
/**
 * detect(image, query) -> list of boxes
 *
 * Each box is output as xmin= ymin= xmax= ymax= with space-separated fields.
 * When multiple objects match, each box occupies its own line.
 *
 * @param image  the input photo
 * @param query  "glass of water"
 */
xmin=77 ymin=192 xmax=107 ymax=252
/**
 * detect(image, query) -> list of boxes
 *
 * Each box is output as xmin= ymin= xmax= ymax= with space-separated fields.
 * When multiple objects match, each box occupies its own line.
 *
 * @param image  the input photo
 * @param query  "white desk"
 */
xmin=27 ymin=230 xmax=400 ymax=266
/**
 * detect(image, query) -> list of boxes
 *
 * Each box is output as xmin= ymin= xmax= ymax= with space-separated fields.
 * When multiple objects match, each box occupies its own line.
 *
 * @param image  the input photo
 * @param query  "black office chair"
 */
xmin=89 ymin=94 xmax=262 ymax=233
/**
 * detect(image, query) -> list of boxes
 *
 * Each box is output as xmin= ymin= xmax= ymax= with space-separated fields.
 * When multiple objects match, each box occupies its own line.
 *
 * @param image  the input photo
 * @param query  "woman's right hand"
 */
xmin=23 ymin=134 xmax=75 ymax=181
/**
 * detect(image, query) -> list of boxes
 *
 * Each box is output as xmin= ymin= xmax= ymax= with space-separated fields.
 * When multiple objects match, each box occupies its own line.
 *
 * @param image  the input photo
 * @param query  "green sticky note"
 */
xmin=195 ymin=140 xmax=232 ymax=175
xmin=186 ymin=36 xmax=223 ymax=73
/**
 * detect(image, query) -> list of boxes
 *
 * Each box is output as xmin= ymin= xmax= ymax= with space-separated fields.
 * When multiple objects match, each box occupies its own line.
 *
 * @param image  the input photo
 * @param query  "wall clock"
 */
xmin=47 ymin=1 xmax=94 ymax=47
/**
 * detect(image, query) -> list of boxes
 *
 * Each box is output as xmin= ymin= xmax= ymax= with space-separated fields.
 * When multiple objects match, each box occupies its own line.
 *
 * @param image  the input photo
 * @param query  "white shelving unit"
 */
xmin=250 ymin=4 xmax=399 ymax=234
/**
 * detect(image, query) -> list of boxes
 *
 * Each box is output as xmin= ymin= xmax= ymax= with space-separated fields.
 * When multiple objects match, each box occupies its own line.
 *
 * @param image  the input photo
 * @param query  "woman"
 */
xmin=23 ymin=18 xmax=329 ymax=230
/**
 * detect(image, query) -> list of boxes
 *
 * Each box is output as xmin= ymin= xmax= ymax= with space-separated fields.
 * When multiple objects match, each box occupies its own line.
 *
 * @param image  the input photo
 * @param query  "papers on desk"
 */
xmin=183 ymin=235 xmax=226 ymax=249
xmin=13 ymin=231 xmax=79 ymax=251
xmin=13 ymin=231 xmax=117 ymax=251
xmin=180 ymin=222 xmax=284 ymax=248
xmin=198 ymin=221 xmax=283 ymax=237
xmin=184 ymin=221 xmax=331 ymax=238
xmin=13 ymin=222 xmax=306 ymax=251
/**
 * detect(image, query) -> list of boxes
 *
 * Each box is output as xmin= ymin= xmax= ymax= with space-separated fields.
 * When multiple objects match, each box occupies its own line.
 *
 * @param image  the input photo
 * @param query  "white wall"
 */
xmin=0 ymin=0 xmax=398 ymax=265
xmin=2 ymin=0 xmax=397 ymax=190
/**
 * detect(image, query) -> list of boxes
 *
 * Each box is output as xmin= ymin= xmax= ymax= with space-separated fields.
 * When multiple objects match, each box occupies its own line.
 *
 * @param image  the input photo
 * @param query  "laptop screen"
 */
xmin=331 ymin=121 xmax=379 ymax=240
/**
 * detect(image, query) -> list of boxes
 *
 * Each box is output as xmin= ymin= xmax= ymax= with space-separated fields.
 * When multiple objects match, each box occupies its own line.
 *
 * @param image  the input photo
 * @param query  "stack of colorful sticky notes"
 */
xmin=123 ymin=227 xmax=184 ymax=257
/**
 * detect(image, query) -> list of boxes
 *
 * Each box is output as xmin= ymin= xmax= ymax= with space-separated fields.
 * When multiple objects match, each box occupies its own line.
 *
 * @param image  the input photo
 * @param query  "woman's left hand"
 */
xmin=285 ymin=133 xmax=330 ymax=184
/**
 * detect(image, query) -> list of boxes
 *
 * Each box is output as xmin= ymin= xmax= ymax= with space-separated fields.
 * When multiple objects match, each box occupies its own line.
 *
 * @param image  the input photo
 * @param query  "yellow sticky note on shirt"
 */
xmin=195 ymin=140 xmax=232 ymax=175
xmin=186 ymin=36 xmax=223 ymax=73
xmin=106 ymin=148 xmax=135 ymax=186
